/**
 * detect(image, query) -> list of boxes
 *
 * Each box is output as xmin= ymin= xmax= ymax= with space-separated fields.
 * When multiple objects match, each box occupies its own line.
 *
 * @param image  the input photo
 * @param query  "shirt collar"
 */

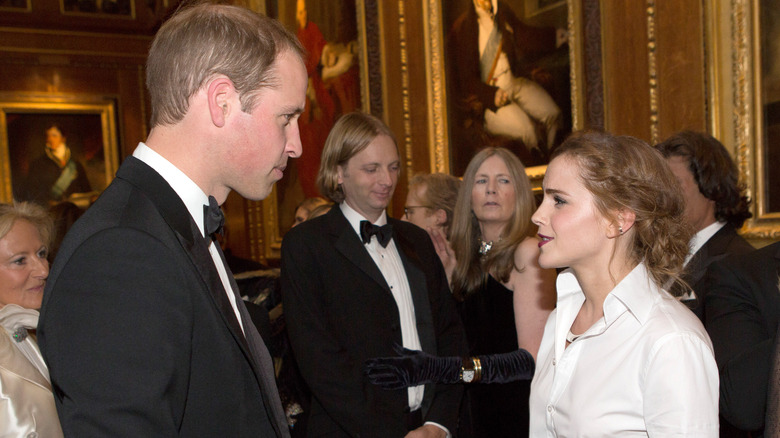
xmin=132 ymin=143 xmax=209 ymax=237
xmin=556 ymin=263 xmax=661 ymax=326
xmin=340 ymin=202 xmax=388 ymax=239
xmin=686 ymin=221 xmax=726 ymax=265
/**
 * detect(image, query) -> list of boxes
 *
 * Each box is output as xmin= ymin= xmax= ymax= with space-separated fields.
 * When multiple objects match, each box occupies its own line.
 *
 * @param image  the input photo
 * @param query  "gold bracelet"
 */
xmin=472 ymin=357 xmax=482 ymax=383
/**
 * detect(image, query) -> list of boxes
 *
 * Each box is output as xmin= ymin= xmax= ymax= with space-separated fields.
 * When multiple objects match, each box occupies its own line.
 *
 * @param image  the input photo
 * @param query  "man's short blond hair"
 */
xmin=146 ymin=2 xmax=304 ymax=127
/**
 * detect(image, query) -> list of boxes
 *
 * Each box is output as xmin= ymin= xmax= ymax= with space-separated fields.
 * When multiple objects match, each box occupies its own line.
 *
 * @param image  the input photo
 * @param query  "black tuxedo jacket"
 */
xmin=681 ymin=223 xmax=754 ymax=321
xmin=281 ymin=206 xmax=468 ymax=437
xmin=38 ymin=156 xmax=289 ymax=437
xmin=705 ymin=241 xmax=780 ymax=434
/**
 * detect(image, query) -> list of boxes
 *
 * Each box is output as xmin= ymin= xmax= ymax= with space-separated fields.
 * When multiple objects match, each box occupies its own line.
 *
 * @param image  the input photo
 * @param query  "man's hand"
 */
xmin=405 ymin=424 xmax=447 ymax=438
xmin=494 ymin=88 xmax=509 ymax=107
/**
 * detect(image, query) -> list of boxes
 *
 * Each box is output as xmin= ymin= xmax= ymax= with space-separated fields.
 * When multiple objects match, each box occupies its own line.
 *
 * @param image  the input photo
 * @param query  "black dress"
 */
xmin=458 ymin=274 xmax=530 ymax=438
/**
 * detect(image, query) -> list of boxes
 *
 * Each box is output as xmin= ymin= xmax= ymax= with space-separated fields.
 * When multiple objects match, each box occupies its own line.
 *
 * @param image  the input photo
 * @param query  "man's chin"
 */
xmin=237 ymin=184 xmax=273 ymax=202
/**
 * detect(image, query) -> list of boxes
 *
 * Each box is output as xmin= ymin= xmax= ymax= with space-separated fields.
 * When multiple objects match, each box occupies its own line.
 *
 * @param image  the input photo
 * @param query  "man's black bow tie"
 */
xmin=203 ymin=195 xmax=225 ymax=239
xmin=360 ymin=220 xmax=393 ymax=248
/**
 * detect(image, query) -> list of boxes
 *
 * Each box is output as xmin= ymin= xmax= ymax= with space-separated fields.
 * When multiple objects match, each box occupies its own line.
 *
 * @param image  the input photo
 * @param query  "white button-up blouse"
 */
xmin=529 ymin=263 xmax=719 ymax=437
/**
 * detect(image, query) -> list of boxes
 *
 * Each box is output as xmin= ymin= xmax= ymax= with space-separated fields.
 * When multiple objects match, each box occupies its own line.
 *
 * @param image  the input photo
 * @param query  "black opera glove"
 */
xmin=363 ymin=344 xmax=535 ymax=390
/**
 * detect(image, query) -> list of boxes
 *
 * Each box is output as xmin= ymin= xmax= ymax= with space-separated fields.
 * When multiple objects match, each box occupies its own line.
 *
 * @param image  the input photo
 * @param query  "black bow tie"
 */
xmin=360 ymin=220 xmax=393 ymax=248
xmin=203 ymin=195 xmax=225 ymax=239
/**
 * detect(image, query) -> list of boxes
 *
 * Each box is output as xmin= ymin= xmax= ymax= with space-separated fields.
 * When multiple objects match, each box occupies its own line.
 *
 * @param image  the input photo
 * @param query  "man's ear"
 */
xmin=433 ymin=208 xmax=447 ymax=226
xmin=336 ymin=165 xmax=345 ymax=185
xmin=207 ymin=76 xmax=234 ymax=128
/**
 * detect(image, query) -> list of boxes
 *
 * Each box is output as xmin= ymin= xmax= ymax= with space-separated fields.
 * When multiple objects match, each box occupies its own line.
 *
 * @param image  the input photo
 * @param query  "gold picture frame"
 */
xmin=0 ymin=95 xmax=120 ymax=207
xmin=708 ymin=0 xmax=780 ymax=240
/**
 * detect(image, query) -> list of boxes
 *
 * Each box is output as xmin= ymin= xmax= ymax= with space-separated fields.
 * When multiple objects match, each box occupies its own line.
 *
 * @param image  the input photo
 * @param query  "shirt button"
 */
xmin=547 ymin=405 xmax=553 ymax=413
xmin=552 ymin=359 xmax=556 ymax=366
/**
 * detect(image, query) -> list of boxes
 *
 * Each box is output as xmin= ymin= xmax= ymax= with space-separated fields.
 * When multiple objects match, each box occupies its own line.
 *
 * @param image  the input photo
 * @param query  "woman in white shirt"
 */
xmin=365 ymin=131 xmax=719 ymax=437
xmin=529 ymin=131 xmax=718 ymax=437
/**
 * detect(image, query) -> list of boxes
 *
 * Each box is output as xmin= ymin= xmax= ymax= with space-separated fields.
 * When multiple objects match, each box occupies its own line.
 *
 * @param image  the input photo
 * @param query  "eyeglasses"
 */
xmin=404 ymin=205 xmax=431 ymax=216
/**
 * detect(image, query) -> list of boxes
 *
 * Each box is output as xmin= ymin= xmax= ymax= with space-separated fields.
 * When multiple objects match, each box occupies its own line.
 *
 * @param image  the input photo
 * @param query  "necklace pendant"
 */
xmin=478 ymin=239 xmax=493 ymax=256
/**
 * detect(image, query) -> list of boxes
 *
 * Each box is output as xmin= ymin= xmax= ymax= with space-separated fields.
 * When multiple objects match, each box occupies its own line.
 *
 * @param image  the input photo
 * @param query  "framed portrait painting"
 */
xmin=438 ymin=0 xmax=578 ymax=176
xmin=0 ymin=96 xmax=120 ymax=208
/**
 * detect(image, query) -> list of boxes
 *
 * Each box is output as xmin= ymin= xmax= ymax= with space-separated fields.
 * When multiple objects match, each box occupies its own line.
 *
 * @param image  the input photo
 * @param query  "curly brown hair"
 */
xmin=553 ymin=132 xmax=693 ymax=292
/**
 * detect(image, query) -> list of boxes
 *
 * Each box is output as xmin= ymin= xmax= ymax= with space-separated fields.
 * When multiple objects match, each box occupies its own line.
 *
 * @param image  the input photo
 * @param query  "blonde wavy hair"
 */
xmin=554 ymin=131 xmax=693 ymax=292
xmin=450 ymin=147 xmax=536 ymax=300
xmin=316 ymin=112 xmax=397 ymax=203
xmin=0 ymin=201 xmax=53 ymax=249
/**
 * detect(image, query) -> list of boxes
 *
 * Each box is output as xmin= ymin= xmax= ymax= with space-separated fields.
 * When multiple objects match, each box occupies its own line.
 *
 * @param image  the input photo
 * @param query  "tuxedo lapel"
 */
xmin=687 ymin=225 xmax=745 ymax=287
xmin=328 ymin=208 xmax=391 ymax=293
xmin=119 ymin=158 xmax=289 ymax=436
xmin=118 ymin=158 xmax=251 ymax=353
xmin=179 ymin=232 xmax=250 ymax=351
xmin=213 ymin=243 xmax=289 ymax=437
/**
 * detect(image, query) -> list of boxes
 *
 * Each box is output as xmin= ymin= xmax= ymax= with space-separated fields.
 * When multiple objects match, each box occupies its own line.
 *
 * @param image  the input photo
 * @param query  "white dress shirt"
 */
xmin=476 ymin=0 xmax=513 ymax=88
xmin=340 ymin=203 xmax=449 ymax=436
xmin=133 ymin=143 xmax=244 ymax=333
xmin=529 ymin=263 xmax=719 ymax=437
xmin=340 ymin=203 xmax=423 ymax=407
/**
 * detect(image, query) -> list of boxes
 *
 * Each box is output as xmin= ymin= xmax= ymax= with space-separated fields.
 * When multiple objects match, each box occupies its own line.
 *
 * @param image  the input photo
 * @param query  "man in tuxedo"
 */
xmin=37 ymin=4 xmax=307 ymax=436
xmin=281 ymin=112 xmax=468 ymax=437
xmin=705 ymin=241 xmax=780 ymax=437
xmin=655 ymin=130 xmax=753 ymax=321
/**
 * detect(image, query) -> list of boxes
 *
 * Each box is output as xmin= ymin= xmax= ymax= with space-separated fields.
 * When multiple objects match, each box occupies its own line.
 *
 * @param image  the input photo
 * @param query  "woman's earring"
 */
xmin=619 ymin=225 xmax=624 ymax=235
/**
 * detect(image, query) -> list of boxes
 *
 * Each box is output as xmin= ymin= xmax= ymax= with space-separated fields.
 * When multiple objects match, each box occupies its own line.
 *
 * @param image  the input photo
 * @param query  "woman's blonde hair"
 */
xmin=316 ymin=112 xmax=397 ymax=203
xmin=0 ymin=201 xmax=54 ymax=249
xmin=450 ymin=147 xmax=536 ymax=300
xmin=553 ymin=131 xmax=692 ymax=292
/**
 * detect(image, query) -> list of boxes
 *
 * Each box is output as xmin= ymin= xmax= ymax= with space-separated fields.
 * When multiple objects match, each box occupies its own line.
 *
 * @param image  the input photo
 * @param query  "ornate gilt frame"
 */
xmin=422 ymin=0 xmax=585 ymax=189
xmin=707 ymin=0 xmax=780 ymax=240
xmin=0 ymin=94 xmax=119 ymax=204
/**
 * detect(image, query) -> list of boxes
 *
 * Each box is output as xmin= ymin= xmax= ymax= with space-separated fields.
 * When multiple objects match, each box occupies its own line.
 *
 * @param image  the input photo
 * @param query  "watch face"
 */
xmin=462 ymin=370 xmax=475 ymax=383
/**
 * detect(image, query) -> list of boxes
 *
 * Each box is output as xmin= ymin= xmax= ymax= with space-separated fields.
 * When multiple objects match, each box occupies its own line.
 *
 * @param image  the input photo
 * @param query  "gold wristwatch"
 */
xmin=460 ymin=356 xmax=482 ymax=383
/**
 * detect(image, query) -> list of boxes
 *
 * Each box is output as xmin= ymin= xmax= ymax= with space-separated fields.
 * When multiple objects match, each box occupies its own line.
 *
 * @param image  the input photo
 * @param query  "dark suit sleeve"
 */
xmin=40 ymin=228 xmax=193 ymax=436
xmin=705 ymin=259 xmax=774 ymax=431
xmin=281 ymin=229 xmax=387 ymax=436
